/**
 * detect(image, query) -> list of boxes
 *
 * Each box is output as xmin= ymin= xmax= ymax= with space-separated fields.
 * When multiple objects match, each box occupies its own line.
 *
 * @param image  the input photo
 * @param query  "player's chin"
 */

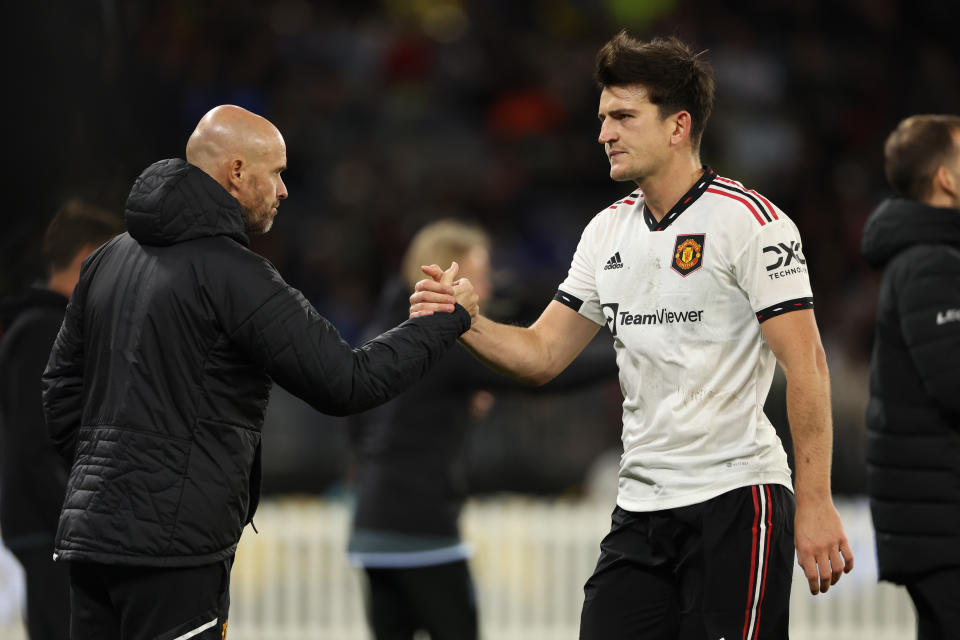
xmin=608 ymin=168 xmax=636 ymax=182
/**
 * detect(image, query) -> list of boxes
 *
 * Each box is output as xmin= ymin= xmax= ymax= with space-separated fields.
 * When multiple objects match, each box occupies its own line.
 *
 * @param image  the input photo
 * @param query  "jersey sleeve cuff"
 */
xmin=554 ymin=289 xmax=584 ymax=312
xmin=755 ymin=297 xmax=814 ymax=323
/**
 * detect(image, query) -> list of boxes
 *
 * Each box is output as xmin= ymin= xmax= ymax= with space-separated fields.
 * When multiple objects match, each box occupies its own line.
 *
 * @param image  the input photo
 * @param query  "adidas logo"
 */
xmin=604 ymin=252 xmax=624 ymax=270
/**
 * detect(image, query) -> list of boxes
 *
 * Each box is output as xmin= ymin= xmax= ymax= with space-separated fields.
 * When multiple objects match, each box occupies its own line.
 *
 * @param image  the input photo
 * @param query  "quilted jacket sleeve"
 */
xmin=222 ymin=252 xmax=470 ymax=416
xmin=895 ymin=244 xmax=960 ymax=416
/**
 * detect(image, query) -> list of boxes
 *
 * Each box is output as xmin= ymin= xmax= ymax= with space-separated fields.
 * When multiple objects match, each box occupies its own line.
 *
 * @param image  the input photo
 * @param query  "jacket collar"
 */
xmin=861 ymin=197 xmax=960 ymax=268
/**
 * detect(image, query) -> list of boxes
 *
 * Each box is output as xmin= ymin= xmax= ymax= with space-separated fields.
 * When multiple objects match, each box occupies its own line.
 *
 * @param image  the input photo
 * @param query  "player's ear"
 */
xmin=670 ymin=111 xmax=692 ymax=147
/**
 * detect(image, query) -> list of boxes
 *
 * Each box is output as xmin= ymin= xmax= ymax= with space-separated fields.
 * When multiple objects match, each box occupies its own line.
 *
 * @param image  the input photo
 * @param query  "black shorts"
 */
xmin=580 ymin=484 xmax=795 ymax=640
xmin=69 ymin=557 xmax=232 ymax=640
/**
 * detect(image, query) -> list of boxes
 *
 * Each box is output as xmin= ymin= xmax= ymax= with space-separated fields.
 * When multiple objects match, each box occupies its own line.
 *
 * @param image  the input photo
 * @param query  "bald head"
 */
xmin=186 ymin=105 xmax=282 ymax=186
xmin=186 ymin=105 xmax=289 ymax=233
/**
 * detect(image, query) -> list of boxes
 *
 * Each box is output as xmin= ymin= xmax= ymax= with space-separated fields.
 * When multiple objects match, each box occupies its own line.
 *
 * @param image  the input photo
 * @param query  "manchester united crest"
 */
xmin=671 ymin=234 xmax=705 ymax=277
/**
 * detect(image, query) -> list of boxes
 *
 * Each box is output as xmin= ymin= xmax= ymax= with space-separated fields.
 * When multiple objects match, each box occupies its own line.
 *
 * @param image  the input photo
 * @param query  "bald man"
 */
xmin=185 ymin=105 xmax=287 ymax=235
xmin=41 ymin=105 xmax=477 ymax=639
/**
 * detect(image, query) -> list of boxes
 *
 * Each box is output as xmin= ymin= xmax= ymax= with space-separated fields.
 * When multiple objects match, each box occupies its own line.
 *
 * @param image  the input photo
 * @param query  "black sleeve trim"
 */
xmin=554 ymin=289 xmax=584 ymax=312
xmin=756 ymin=297 xmax=814 ymax=323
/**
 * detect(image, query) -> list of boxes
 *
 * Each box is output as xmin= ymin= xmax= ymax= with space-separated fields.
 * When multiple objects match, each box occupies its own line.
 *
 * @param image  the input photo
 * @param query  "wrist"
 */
xmin=794 ymin=485 xmax=833 ymax=506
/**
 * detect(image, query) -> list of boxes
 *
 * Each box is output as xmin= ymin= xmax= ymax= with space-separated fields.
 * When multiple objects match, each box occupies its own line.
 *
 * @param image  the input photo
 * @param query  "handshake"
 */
xmin=408 ymin=262 xmax=479 ymax=326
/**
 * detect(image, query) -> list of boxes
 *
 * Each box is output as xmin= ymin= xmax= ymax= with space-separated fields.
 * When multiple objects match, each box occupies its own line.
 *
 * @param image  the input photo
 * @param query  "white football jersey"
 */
xmin=557 ymin=168 xmax=810 ymax=511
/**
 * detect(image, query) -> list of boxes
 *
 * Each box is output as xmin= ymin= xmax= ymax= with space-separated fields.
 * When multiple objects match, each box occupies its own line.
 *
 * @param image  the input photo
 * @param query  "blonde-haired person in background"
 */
xmin=348 ymin=219 xmax=614 ymax=640
xmin=401 ymin=220 xmax=493 ymax=306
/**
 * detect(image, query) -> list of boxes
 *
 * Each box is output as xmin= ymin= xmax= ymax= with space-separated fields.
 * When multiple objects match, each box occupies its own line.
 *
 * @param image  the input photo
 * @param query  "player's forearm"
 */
xmin=784 ymin=347 xmax=834 ymax=504
xmin=459 ymin=315 xmax=557 ymax=386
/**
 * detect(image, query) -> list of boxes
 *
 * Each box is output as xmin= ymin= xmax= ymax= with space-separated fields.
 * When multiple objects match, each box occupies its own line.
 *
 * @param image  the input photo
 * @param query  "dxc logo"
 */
xmin=763 ymin=240 xmax=805 ymax=271
xmin=601 ymin=303 xmax=619 ymax=336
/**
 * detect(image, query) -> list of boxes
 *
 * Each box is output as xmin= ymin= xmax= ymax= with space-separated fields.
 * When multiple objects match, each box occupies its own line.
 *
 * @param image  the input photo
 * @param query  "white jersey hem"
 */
xmin=615 ymin=471 xmax=794 ymax=513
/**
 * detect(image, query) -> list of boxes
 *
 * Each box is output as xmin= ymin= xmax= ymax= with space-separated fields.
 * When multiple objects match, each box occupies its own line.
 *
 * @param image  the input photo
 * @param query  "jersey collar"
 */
xmin=642 ymin=166 xmax=716 ymax=232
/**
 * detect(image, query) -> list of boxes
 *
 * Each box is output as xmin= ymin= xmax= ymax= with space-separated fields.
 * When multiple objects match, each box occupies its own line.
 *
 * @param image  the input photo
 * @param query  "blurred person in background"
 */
xmin=348 ymin=219 xmax=615 ymax=640
xmin=861 ymin=114 xmax=960 ymax=640
xmin=0 ymin=201 xmax=123 ymax=640
xmin=40 ymin=104 xmax=477 ymax=640
xmin=413 ymin=32 xmax=853 ymax=639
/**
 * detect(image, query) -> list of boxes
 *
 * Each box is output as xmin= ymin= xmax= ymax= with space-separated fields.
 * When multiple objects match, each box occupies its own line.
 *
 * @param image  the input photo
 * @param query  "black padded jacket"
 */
xmin=41 ymin=158 xmax=470 ymax=568
xmin=861 ymin=197 xmax=960 ymax=581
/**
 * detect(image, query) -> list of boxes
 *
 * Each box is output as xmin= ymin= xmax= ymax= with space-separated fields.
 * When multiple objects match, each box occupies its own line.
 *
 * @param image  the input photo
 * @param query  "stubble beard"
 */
xmin=244 ymin=205 xmax=273 ymax=235
xmin=609 ymin=154 xmax=648 ymax=184
xmin=611 ymin=164 xmax=646 ymax=184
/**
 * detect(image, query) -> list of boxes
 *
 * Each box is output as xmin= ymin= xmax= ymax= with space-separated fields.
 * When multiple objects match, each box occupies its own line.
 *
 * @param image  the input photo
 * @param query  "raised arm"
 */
xmin=226 ymin=259 xmax=475 ymax=417
xmin=761 ymin=309 xmax=854 ymax=594
xmin=459 ymin=303 xmax=601 ymax=386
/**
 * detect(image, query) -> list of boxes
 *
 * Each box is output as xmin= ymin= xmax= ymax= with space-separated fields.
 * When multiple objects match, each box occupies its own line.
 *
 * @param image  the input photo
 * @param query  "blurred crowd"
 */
xmin=3 ymin=0 xmax=959 ymax=496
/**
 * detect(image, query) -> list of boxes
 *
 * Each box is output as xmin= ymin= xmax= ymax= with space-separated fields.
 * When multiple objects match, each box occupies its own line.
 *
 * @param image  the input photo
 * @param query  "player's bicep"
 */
xmin=530 ymin=300 xmax=603 ymax=376
xmin=760 ymin=309 xmax=827 ymax=375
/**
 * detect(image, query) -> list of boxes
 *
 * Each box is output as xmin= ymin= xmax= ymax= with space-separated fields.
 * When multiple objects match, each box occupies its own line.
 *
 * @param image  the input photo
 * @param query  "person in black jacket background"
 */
xmin=348 ymin=219 xmax=616 ymax=640
xmin=40 ymin=105 xmax=478 ymax=640
xmin=861 ymin=114 xmax=960 ymax=640
xmin=0 ymin=201 xmax=122 ymax=640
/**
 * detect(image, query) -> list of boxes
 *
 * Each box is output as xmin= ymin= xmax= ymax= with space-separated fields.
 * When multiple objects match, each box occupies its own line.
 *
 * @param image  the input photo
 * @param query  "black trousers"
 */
xmin=362 ymin=559 xmax=478 ymax=640
xmin=580 ymin=484 xmax=795 ymax=640
xmin=69 ymin=558 xmax=232 ymax=640
xmin=905 ymin=566 xmax=960 ymax=640
xmin=11 ymin=546 xmax=70 ymax=640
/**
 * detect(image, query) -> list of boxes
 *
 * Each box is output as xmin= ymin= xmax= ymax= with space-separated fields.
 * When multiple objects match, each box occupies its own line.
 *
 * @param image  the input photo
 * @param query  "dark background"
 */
xmin=3 ymin=0 xmax=958 ymax=498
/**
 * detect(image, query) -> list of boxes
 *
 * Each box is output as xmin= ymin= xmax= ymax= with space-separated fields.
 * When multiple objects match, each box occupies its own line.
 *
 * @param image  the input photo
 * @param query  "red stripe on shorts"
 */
xmin=753 ymin=485 xmax=775 ymax=638
xmin=742 ymin=486 xmax=761 ymax=640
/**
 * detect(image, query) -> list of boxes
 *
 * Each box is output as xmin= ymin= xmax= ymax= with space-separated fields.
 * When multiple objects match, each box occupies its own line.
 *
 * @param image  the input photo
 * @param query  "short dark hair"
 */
xmin=43 ymin=199 xmax=124 ymax=274
xmin=884 ymin=114 xmax=960 ymax=200
xmin=595 ymin=32 xmax=715 ymax=150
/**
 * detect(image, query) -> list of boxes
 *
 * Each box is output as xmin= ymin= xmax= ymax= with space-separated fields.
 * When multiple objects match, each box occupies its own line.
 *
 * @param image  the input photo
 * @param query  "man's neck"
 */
xmin=638 ymin=157 xmax=704 ymax=222
xmin=46 ymin=247 xmax=93 ymax=298
xmin=925 ymin=192 xmax=960 ymax=210
xmin=46 ymin=272 xmax=75 ymax=298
